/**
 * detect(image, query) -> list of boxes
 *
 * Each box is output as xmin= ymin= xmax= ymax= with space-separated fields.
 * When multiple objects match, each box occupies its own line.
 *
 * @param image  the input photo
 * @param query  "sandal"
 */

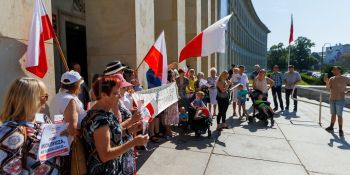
xmin=156 ymin=132 xmax=164 ymax=138
xmin=150 ymin=136 xmax=160 ymax=143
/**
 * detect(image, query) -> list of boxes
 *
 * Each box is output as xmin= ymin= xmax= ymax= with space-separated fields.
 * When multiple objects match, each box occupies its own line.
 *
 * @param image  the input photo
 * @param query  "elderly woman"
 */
xmin=216 ymin=71 xmax=232 ymax=130
xmin=50 ymin=71 xmax=86 ymax=138
xmin=207 ymin=68 xmax=218 ymax=116
xmin=0 ymin=78 xmax=60 ymax=174
xmin=230 ymin=68 xmax=241 ymax=116
xmin=81 ymin=75 xmax=148 ymax=175
xmin=253 ymin=69 xmax=275 ymax=98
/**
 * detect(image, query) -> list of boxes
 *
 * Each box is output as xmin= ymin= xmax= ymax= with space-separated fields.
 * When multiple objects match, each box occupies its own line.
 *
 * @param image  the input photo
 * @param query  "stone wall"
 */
xmin=0 ymin=0 xmax=56 ymax=107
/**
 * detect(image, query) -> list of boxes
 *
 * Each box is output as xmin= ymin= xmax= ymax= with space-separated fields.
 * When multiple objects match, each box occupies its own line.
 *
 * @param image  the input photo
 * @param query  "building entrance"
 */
xmin=65 ymin=21 xmax=88 ymax=84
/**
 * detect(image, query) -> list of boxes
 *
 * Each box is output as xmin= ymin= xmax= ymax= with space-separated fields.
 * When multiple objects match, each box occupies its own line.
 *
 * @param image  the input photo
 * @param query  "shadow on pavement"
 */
xmin=328 ymin=132 xmax=350 ymax=150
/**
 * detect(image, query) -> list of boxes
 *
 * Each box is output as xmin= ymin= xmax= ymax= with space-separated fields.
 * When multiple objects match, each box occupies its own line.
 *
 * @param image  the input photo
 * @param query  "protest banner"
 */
xmin=132 ymin=82 xmax=178 ymax=115
xmin=38 ymin=124 xmax=69 ymax=161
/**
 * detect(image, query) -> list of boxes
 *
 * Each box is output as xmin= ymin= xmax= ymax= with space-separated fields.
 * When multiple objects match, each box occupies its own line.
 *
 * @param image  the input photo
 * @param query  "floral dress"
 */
xmin=118 ymin=103 xmax=135 ymax=175
xmin=81 ymin=110 xmax=123 ymax=175
xmin=0 ymin=121 xmax=60 ymax=175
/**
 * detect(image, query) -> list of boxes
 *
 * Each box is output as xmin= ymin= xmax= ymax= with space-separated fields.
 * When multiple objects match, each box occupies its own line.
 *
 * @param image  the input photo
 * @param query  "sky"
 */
xmin=250 ymin=0 xmax=350 ymax=52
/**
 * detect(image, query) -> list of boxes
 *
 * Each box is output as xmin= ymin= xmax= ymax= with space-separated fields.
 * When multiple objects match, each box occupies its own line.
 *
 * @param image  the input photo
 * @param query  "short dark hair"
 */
xmin=273 ymin=65 xmax=279 ymax=68
xmin=93 ymin=75 xmax=121 ymax=100
xmin=178 ymin=69 xmax=185 ymax=74
xmin=288 ymin=65 xmax=294 ymax=68
xmin=239 ymin=65 xmax=245 ymax=69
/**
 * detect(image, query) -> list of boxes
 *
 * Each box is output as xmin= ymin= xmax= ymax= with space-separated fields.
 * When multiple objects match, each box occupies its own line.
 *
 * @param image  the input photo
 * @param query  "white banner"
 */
xmin=133 ymin=82 xmax=178 ymax=115
xmin=38 ymin=124 xmax=70 ymax=161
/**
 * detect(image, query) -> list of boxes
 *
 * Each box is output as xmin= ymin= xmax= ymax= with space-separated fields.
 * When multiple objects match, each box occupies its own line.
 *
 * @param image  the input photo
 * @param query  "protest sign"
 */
xmin=38 ymin=124 xmax=69 ymax=161
xmin=133 ymin=82 xmax=178 ymax=115
xmin=53 ymin=114 xmax=64 ymax=124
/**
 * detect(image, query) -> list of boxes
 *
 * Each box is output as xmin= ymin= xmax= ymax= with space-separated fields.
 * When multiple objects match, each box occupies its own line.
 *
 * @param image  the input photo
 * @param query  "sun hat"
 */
xmin=103 ymin=60 xmax=127 ymax=75
xmin=60 ymin=70 xmax=83 ymax=85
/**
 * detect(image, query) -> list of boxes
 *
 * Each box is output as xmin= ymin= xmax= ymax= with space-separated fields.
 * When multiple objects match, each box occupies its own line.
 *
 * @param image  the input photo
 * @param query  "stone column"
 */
xmin=211 ymin=0 xmax=218 ymax=70
xmin=185 ymin=0 xmax=201 ymax=72
xmin=154 ymin=0 xmax=186 ymax=70
xmin=0 ymin=0 xmax=56 ymax=106
xmin=201 ymin=0 xmax=209 ymax=77
xmin=85 ymin=0 xmax=154 ymax=87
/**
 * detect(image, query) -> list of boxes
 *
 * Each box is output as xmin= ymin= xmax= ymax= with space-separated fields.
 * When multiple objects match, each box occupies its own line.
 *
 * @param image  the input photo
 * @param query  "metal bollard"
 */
xmin=319 ymin=93 xmax=322 ymax=125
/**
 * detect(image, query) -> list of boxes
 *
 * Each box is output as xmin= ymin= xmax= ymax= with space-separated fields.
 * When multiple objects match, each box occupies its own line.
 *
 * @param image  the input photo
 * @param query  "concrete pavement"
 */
xmin=137 ymin=94 xmax=350 ymax=175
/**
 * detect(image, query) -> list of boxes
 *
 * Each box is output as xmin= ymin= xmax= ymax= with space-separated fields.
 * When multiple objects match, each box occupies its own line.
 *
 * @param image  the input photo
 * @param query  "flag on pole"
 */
xmin=143 ymin=100 xmax=158 ymax=123
xmin=144 ymin=31 xmax=168 ymax=85
xmin=26 ymin=0 xmax=55 ymax=78
xmin=289 ymin=14 xmax=294 ymax=44
xmin=179 ymin=13 xmax=232 ymax=63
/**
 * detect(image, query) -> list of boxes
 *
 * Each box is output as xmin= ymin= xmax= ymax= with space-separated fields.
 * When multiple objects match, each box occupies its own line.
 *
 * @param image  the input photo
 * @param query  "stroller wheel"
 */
xmin=248 ymin=116 xmax=254 ymax=123
xmin=207 ymin=130 xmax=212 ymax=138
xmin=263 ymin=120 xmax=269 ymax=126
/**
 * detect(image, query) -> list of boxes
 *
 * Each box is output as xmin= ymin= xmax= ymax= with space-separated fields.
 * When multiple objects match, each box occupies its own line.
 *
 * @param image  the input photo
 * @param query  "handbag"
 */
xmin=70 ymin=137 xmax=88 ymax=175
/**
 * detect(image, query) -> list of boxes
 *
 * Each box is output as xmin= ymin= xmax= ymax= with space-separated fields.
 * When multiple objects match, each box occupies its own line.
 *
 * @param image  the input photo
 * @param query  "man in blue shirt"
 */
xmin=270 ymin=65 xmax=284 ymax=111
xmin=146 ymin=68 xmax=161 ymax=89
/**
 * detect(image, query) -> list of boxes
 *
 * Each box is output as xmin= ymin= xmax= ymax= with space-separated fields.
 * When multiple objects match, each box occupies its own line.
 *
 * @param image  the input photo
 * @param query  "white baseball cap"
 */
xmin=60 ymin=70 xmax=83 ymax=85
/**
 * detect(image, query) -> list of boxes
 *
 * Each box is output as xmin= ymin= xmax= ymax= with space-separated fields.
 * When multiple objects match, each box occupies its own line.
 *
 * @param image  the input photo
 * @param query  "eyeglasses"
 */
xmin=40 ymin=94 xmax=49 ymax=99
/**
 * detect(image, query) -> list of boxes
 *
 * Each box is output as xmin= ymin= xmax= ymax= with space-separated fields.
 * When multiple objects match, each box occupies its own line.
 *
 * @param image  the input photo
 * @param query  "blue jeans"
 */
xmin=330 ymin=99 xmax=345 ymax=117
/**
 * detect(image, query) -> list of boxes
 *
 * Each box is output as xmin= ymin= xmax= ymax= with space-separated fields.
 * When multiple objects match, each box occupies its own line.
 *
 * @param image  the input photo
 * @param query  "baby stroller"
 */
xmin=248 ymin=90 xmax=274 ymax=126
xmin=188 ymin=106 xmax=213 ymax=138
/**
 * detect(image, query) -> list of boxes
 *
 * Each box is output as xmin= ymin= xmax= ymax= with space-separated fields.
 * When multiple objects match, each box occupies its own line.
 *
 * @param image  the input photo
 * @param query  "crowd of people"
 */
xmin=0 ymin=58 xmax=349 ymax=174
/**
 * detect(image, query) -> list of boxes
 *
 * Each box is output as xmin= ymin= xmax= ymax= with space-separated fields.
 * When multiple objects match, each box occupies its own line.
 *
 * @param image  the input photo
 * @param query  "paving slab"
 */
xmin=204 ymin=154 xmax=307 ymax=175
xmin=159 ymin=135 xmax=215 ymax=153
xmin=232 ymin=121 xmax=285 ymax=139
xmin=278 ymin=124 xmax=333 ymax=145
xmin=213 ymin=133 xmax=300 ymax=164
xmin=137 ymin=147 xmax=210 ymax=175
xmin=290 ymin=141 xmax=350 ymax=175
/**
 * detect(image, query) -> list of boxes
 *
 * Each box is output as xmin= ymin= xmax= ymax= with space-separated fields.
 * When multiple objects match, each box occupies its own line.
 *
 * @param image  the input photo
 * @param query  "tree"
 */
xmin=267 ymin=43 xmax=288 ymax=70
xmin=290 ymin=37 xmax=318 ymax=71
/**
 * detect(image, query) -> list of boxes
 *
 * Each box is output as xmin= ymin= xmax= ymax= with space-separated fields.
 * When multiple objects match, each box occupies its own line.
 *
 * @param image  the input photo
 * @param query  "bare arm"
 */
xmin=94 ymin=126 xmax=148 ymax=163
xmin=267 ymin=77 xmax=275 ymax=88
xmin=63 ymin=100 xmax=79 ymax=137
xmin=121 ymin=112 xmax=141 ymax=128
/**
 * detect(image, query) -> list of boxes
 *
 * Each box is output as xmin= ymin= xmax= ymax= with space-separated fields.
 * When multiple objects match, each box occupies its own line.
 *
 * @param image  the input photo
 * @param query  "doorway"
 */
xmin=65 ymin=21 xmax=88 ymax=84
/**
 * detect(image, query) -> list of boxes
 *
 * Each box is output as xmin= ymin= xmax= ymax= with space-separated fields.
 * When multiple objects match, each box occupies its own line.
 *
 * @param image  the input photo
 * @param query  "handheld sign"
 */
xmin=38 ymin=124 xmax=69 ymax=161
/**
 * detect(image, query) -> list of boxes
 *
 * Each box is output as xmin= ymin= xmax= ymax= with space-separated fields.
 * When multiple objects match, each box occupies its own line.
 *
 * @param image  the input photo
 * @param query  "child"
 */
xmin=179 ymin=107 xmax=189 ymax=134
xmin=255 ymin=94 xmax=275 ymax=119
xmin=191 ymin=91 xmax=210 ymax=119
xmin=237 ymin=84 xmax=249 ymax=120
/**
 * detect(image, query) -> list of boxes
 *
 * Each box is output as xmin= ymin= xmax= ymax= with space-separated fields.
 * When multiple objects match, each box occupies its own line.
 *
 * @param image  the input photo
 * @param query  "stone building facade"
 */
xmin=0 ymin=0 xmax=268 ymax=106
xmin=219 ymin=0 xmax=270 ymax=72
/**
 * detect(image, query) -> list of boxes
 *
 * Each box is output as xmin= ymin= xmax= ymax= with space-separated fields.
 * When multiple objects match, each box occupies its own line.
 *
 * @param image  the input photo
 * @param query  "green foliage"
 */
xmin=267 ymin=36 xmax=319 ymax=71
xmin=267 ymin=43 xmax=288 ymax=70
xmin=300 ymin=73 xmax=324 ymax=85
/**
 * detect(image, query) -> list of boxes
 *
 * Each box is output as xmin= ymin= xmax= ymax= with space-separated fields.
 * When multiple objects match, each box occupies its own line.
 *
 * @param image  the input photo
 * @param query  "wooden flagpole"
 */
xmin=53 ymin=36 xmax=69 ymax=71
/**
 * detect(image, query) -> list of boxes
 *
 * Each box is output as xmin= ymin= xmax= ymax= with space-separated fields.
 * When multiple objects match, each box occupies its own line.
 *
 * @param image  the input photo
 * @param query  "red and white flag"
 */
xmin=142 ymin=100 xmax=158 ymax=123
xmin=144 ymin=31 xmax=168 ymax=85
xmin=289 ymin=14 xmax=294 ymax=44
xmin=179 ymin=13 xmax=232 ymax=62
xmin=26 ymin=0 xmax=55 ymax=78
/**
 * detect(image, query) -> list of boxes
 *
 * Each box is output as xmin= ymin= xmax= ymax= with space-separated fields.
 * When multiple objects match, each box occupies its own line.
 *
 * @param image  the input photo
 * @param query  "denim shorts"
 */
xmin=330 ymin=99 xmax=345 ymax=117
xmin=238 ymin=99 xmax=246 ymax=105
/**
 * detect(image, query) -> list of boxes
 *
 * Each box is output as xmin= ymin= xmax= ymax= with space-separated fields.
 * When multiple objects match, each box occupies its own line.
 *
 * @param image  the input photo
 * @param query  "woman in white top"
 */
xmin=253 ymin=69 xmax=275 ymax=97
xmin=50 ymin=71 xmax=86 ymax=137
xmin=230 ymin=68 xmax=241 ymax=116
xmin=207 ymin=67 xmax=218 ymax=116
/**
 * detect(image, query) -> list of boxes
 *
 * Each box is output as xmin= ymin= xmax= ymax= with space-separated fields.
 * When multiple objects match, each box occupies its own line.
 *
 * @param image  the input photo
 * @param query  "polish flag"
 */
xmin=179 ymin=14 xmax=232 ymax=62
xmin=144 ymin=31 xmax=168 ymax=85
xmin=26 ymin=0 xmax=55 ymax=78
xmin=289 ymin=14 xmax=294 ymax=44
xmin=143 ymin=100 xmax=158 ymax=123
